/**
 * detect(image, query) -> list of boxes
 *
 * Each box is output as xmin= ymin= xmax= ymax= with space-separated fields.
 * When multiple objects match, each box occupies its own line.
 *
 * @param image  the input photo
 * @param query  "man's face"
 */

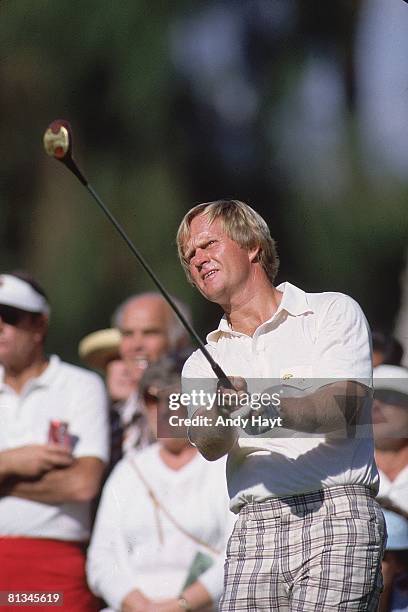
xmin=144 ymin=383 xmax=189 ymax=452
xmin=105 ymin=359 xmax=135 ymax=402
xmin=184 ymin=214 xmax=256 ymax=305
xmin=0 ymin=305 xmax=45 ymax=371
xmin=119 ymin=296 xmax=173 ymax=385
xmin=372 ymin=393 xmax=408 ymax=450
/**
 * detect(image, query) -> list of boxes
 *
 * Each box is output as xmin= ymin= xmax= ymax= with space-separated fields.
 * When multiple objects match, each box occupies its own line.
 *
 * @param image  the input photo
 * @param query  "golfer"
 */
xmin=176 ymin=200 xmax=385 ymax=611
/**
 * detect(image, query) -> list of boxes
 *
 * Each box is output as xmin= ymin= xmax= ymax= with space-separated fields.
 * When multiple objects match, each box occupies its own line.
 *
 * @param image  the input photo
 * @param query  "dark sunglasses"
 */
xmin=0 ymin=305 xmax=29 ymax=326
xmin=374 ymin=388 xmax=408 ymax=408
xmin=143 ymin=389 xmax=160 ymax=404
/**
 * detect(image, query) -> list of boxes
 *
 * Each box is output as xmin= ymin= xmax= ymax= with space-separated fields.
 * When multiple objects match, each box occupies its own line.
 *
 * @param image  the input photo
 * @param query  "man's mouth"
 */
xmin=372 ymin=413 xmax=386 ymax=424
xmin=132 ymin=357 xmax=149 ymax=370
xmin=202 ymin=269 xmax=218 ymax=281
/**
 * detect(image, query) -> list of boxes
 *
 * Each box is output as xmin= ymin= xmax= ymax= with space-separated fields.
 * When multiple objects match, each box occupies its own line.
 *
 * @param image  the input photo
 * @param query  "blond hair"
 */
xmin=177 ymin=199 xmax=279 ymax=284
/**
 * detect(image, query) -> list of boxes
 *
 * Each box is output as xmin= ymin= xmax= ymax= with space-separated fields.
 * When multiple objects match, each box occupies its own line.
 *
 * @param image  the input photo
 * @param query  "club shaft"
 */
xmin=81 ymin=181 xmax=229 ymax=382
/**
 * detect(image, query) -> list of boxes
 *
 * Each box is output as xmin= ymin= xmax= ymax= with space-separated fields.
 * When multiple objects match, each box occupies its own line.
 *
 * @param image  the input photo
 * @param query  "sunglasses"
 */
xmin=374 ymin=388 xmax=408 ymax=408
xmin=0 ymin=305 xmax=29 ymax=326
xmin=143 ymin=384 xmax=180 ymax=406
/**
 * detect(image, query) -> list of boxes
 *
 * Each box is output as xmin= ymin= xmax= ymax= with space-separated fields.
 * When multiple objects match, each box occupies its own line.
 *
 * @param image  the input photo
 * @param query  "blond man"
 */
xmin=176 ymin=200 xmax=385 ymax=611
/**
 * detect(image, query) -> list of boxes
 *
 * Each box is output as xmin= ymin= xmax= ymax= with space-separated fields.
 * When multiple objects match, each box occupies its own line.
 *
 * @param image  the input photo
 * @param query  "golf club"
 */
xmin=43 ymin=119 xmax=233 ymax=385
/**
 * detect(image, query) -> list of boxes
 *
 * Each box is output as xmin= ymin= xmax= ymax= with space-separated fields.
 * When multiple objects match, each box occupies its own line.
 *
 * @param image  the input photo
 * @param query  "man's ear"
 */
xmin=249 ymin=245 xmax=261 ymax=263
xmin=33 ymin=314 xmax=49 ymax=342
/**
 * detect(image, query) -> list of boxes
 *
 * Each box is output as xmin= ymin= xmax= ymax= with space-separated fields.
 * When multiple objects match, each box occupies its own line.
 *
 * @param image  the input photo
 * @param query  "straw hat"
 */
xmin=78 ymin=328 xmax=121 ymax=371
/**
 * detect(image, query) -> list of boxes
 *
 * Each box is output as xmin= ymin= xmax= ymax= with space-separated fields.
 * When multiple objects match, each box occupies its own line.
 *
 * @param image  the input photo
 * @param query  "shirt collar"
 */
xmin=206 ymin=281 xmax=313 ymax=344
xmin=275 ymin=281 xmax=313 ymax=317
xmin=0 ymin=354 xmax=60 ymax=392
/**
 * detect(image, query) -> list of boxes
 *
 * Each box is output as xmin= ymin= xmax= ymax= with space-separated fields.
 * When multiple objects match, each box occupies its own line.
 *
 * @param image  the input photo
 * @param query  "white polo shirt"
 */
xmin=0 ymin=355 xmax=109 ymax=540
xmin=182 ymin=282 xmax=379 ymax=513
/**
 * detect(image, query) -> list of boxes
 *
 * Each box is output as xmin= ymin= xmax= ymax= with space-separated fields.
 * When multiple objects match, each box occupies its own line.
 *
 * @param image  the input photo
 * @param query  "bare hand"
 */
xmin=2 ymin=444 xmax=73 ymax=479
xmin=217 ymin=376 xmax=248 ymax=415
xmin=121 ymin=589 xmax=153 ymax=612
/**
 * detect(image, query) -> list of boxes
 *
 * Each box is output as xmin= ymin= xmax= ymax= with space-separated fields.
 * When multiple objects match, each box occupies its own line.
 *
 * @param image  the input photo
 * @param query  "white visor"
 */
xmin=373 ymin=364 xmax=408 ymax=396
xmin=0 ymin=274 xmax=50 ymax=315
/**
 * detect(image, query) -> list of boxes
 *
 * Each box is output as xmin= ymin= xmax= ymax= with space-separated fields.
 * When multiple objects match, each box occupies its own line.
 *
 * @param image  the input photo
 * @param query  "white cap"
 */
xmin=0 ymin=274 xmax=50 ymax=315
xmin=373 ymin=364 xmax=408 ymax=396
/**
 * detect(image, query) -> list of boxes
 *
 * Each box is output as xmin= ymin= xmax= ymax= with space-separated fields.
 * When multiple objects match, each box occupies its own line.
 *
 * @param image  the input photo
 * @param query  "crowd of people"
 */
xmin=0 ymin=199 xmax=407 ymax=611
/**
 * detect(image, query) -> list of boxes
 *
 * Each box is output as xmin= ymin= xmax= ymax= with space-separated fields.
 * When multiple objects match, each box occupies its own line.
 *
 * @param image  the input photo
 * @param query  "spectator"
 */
xmin=378 ymin=504 xmax=408 ymax=612
xmin=80 ymin=328 xmax=136 ymax=403
xmin=79 ymin=327 xmax=135 ymax=501
xmin=109 ymin=292 xmax=192 ymax=462
xmin=373 ymin=364 xmax=408 ymax=513
xmin=79 ymin=327 xmax=122 ymax=372
xmin=87 ymin=354 xmax=234 ymax=612
xmin=0 ymin=271 xmax=109 ymax=611
xmin=372 ymin=330 xmax=403 ymax=368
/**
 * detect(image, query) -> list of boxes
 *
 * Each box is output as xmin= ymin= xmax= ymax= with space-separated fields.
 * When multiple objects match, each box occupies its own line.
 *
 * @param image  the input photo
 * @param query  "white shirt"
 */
xmin=377 ymin=465 xmax=408 ymax=513
xmin=87 ymin=444 xmax=235 ymax=611
xmin=0 ymin=355 xmax=109 ymax=540
xmin=182 ymin=282 xmax=379 ymax=512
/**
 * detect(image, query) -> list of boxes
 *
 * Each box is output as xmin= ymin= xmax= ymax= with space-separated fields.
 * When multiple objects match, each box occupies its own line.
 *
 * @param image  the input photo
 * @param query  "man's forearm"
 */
xmin=280 ymin=381 xmax=369 ymax=434
xmin=0 ymin=450 xmax=21 ymax=484
xmin=6 ymin=458 xmax=105 ymax=504
xmin=0 ymin=460 xmax=10 ymax=485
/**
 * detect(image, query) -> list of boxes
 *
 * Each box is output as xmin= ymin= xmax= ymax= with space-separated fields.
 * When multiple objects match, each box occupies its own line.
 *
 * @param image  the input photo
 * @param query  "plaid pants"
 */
xmin=220 ymin=485 xmax=386 ymax=611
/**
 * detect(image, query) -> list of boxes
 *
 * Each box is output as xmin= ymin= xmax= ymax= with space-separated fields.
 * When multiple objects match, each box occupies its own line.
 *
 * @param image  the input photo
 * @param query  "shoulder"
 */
xmin=53 ymin=357 xmax=105 ymax=390
xmin=307 ymin=290 xmax=363 ymax=313
xmin=307 ymin=291 xmax=367 ymax=323
xmin=104 ymin=445 xmax=159 ymax=488
xmin=182 ymin=347 xmax=215 ymax=378
xmin=123 ymin=443 xmax=161 ymax=472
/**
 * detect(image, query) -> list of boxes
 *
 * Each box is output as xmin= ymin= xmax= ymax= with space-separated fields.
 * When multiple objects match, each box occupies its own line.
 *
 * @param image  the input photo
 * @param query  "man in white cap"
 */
xmin=0 ymin=271 xmax=109 ymax=612
xmin=373 ymin=364 xmax=408 ymax=513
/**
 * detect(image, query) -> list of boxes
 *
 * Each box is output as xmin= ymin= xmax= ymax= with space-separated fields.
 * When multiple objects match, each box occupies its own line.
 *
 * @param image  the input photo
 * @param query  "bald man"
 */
xmin=110 ymin=292 xmax=191 ymax=463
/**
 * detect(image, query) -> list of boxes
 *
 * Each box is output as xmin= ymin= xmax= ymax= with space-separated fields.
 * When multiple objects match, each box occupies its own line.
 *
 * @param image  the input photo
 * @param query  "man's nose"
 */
xmin=372 ymin=398 xmax=384 ymax=415
xmin=128 ymin=332 xmax=145 ymax=349
xmin=192 ymin=247 xmax=209 ymax=268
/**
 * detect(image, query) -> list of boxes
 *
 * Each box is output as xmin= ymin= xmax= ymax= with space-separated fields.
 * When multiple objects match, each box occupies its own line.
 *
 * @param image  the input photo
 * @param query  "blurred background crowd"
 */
xmin=1 ymin=0 xmax=408 ymax=362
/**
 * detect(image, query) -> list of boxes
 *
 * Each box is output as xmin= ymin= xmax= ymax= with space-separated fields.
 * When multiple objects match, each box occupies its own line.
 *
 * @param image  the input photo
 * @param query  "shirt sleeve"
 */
xmin=69 ymin=373 xmax=110 ymax=463
xmin=86 ymin=464 xmax=139 ymax=610
xmin=314 ymin=293 xmax=372 ymax=384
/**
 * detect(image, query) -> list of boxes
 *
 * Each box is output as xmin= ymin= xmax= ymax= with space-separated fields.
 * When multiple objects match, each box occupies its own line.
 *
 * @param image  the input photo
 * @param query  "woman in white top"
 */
xmin=87 ymin=354 xmax=234 ymax=612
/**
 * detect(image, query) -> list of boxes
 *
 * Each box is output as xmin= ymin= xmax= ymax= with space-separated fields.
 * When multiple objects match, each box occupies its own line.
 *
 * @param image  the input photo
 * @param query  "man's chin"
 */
xmin=126 ymin=362 xmax=149 ymax=385
xmin=197 ymin=284 xmax=224 ymax=303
